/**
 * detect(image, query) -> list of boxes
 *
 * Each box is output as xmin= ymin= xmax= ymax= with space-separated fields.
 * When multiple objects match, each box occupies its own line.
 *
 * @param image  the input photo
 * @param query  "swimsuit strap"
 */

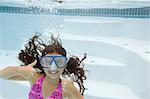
xmin=48 ymin=81 xmax=62 ymax=99
xmin=29 ymin=75 xmax=45 ymax=99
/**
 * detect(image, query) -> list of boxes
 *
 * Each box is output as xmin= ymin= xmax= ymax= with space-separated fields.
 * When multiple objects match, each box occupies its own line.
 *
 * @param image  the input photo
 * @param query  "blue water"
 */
xmin=0 ymin=1 xmax=150 ymax=99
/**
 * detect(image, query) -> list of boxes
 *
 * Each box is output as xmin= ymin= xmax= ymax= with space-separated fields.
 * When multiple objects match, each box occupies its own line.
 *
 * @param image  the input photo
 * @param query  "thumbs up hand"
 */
xmin=16 ymin=60 xmax=40 ymax=80
xmin=61 ymin=74 xmax=75 ymax=94
xmin=27 ymin=60 xmax=42 ymax=73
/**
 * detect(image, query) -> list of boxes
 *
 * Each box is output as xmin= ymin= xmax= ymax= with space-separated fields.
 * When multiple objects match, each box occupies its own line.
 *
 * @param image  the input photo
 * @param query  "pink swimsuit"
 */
xmin=29 ymin=75 xmax=62 ymax=99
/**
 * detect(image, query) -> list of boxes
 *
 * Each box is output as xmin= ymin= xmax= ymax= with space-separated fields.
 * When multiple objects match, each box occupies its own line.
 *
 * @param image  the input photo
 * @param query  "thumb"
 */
xmin=60 ymin=74 xmax=73 ymax=82
xmin=27 ymin=60 xmax=37 ymax=67
xmin=35 ymin=68 xmax=42 ymax=73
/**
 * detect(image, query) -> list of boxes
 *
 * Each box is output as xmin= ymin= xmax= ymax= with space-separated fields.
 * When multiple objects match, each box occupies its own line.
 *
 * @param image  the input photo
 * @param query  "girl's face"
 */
xmin=40 ymin=53 xmax=68 ymax=79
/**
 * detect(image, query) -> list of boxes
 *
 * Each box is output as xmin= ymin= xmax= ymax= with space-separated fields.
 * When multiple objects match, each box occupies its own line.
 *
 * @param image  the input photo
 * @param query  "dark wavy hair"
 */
xmin=18 ymin=34 xmax=87 ymax=95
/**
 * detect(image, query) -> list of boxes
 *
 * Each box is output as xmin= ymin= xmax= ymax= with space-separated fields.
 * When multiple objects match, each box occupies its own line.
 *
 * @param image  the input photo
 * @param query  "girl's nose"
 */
xmin=49 ymin=61 xmax=57 ymax=71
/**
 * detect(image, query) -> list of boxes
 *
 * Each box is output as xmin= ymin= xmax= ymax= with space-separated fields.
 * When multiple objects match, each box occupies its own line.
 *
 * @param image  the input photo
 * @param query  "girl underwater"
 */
xmin=0 ymin=34 xmax=87 ymax=99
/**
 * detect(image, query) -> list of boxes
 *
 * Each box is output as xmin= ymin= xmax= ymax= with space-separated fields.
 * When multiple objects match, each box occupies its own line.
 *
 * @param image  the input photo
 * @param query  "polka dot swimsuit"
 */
xmin=29 ymin=75 xmax=62 ymax=99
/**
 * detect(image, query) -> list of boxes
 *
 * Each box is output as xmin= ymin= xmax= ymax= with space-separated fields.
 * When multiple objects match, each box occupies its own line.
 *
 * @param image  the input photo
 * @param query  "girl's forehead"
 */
xmin=46 ymin=53 xmax=62 ymax=56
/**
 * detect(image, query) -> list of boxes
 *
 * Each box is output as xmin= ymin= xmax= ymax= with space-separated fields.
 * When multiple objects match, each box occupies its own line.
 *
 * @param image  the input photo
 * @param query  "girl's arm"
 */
xmin=0 ymin=60 xmax=37 ymax=81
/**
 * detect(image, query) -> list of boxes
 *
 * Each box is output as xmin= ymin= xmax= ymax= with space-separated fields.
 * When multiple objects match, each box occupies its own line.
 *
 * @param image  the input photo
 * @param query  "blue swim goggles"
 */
xmin=40 ymin=55 xmax=70 ymax=68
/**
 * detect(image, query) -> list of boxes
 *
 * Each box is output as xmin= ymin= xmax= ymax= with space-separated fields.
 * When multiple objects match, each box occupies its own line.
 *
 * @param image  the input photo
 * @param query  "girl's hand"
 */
xmin=62 ymin=75 xmax=75 ymax=93
xmin=16 ymin=60 xmax=37 ymax=80
xmin=27 ymin=60 xmax=42 ymax=73
xmin=61 ymin=74 xmax=84 ymax=99
xmin=61 ymin=74 xmax=76 ymax=95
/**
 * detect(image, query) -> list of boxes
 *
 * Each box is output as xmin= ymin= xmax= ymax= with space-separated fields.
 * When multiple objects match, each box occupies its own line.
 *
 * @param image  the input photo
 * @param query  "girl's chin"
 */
xmin=47 ymin=72 xmax=59 ymax=79
xmin=50 ymin=76 xmax=58 ymax=79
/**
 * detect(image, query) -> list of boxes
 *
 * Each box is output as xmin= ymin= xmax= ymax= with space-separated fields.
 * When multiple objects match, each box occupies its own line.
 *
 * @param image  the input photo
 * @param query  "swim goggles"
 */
xmin=40 ymin=55 xmax=70 ymax=68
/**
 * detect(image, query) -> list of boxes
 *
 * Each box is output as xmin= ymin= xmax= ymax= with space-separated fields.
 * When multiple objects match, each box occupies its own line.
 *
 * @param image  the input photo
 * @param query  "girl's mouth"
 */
xmin=48 ymin=70 xmax=58 ymax=74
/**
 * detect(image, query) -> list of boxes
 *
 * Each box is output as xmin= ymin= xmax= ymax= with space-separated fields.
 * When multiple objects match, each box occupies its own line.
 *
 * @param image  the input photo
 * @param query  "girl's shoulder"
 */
xmin=30 ymin=72 xmax=45 ymax=85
